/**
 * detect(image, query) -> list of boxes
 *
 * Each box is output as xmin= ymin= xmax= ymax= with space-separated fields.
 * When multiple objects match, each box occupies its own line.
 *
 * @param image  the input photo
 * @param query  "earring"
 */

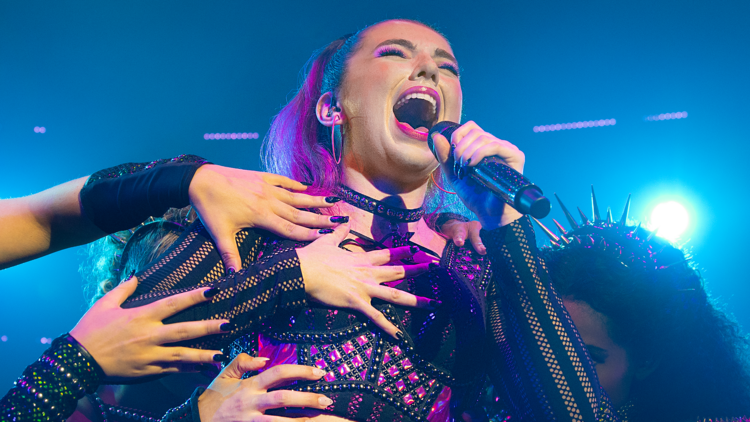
xmin=431 ymin=170 xmax=456 ymax=195
xmin=331 ymin=114 xmax=342 ymax=164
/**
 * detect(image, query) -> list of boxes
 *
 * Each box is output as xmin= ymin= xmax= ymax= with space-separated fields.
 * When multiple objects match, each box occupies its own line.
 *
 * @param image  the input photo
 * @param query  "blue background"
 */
xmin=1 ymin=1 xmax=749 ymax=387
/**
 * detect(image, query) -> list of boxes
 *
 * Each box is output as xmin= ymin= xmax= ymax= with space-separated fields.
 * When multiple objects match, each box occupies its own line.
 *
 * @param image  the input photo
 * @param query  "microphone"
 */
xmin=427 ymin=121 xmax=551 ymax=218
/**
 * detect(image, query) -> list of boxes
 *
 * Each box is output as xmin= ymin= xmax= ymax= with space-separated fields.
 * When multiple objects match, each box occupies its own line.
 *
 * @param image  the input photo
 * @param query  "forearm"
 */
xmin=0 ymin=334 xmax=104 ymax=422
xmin=482 ymin=217 xmax=615 ymax=421
xmin=0 ymin=177 xmax=105 ymax=269
xmin=121 ymin=222 xmax=306 ymax=350
xmin=0 ymin=155 xmax=209 ymax=270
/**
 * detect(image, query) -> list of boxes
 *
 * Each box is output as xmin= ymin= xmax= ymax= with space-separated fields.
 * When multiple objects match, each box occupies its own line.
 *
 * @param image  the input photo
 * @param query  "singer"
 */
xmin=78 ymin=19 xmax=616 ymax=421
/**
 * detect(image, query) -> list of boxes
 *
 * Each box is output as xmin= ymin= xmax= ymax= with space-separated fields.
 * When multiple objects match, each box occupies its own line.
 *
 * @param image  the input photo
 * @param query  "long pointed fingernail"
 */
xmin=300 ymin=181 xmax=313 ymax=186
xmin=410 ymin=245 xmax=420 ymax=254
xmin=226 ymin=267 xmax=236 ymax=276
xmin=219 ymin=322 xmax=235 ymax=332
xmin=204 ymin=287 xmax=220 ymax=298
xmin=318 ymin=396 xmax=333 ymax=407
xmin=319 ymin=228 xmax=335 ymax=234
xmin=330 ymin=216 xmax=349 ymax=223
xmin=429 ymin=262 xmax=439 ymax=270
xmin=325 ymin=196 xmax=341 ymax=203
xmin=213 ymin=353 xmax=225 ymax=362
xmin=395 ymin=331 xmax=404 ymax=341
xmin=312 ymin=368 xmax=326 ymax=377
xmin=428 ymin=299 xmax=442 ymax=308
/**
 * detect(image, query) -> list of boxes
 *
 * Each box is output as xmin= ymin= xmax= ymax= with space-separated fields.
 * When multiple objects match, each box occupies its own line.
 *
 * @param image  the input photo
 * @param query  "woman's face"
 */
xmin=563 ymin=298 xmax=635 ymax=408
xmin=337 ymin=20 xmax=463 ymax=189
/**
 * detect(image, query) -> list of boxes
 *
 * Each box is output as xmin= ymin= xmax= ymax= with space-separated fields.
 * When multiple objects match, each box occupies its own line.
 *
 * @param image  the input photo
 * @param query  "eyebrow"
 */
xmin=375 ymin=39 xmax=458 ymax=64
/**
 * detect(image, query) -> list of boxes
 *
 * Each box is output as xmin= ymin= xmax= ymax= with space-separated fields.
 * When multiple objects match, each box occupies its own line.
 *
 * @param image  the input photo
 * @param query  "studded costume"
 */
xmin=111 ymin=207 xmax=617 ymax=421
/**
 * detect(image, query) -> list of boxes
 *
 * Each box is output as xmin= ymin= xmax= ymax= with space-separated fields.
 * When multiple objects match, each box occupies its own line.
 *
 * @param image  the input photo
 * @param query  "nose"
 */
xmin=408 ymin=52 xmax=439 ymax=86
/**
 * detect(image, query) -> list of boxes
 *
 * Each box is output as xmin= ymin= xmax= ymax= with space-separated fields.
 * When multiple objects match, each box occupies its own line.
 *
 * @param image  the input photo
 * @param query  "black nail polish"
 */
xmin=330 ymin=216 xmax=349 ymax=223
xmin=395 ymin=331 xmax=404 ymax=341
xmin=429 ymin=262 xmax=439 ymax=270
xmin=226 ymin=268 xmax=236 ymax=276
xmin=428 ymin=299 xmax=442 ymax=308
xmin=318 ymin=228 xmax=335 ymax=234
xmin=325 ymin=196 xmax=342 ymax=203
xmin=125 ymin=270 xmax=136 ymax=281
xmin=300 ymin=181 xmax=313 ymax=186
xmin=203 ymin=287 xmax=220 ymax=298
xmin=410 ymin=245 xmax=420 ymax=254
xmin=213 ymin=353 xmax=225 ymax=362
xmin=220 ymin=322 xmax=235 ymax=332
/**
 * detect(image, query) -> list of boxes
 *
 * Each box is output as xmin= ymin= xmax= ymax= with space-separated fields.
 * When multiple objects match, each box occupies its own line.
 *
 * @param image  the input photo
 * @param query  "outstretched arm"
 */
xmin=0 ymin=176 xmax=104 ymax=268
xmin=0 ymin=156 xmax=338 ymax=270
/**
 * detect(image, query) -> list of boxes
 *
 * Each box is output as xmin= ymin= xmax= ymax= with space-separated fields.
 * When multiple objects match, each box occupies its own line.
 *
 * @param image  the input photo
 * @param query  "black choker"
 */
xmin=339 ymin=185 xmax=425 ymax=223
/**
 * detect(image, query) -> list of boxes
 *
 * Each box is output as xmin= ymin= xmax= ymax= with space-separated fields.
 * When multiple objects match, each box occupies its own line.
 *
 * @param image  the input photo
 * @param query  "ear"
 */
xmin=634 ymin=357 xmax=661 ymax=381
xmin=316 ymin=91 xmax=344 ymax=127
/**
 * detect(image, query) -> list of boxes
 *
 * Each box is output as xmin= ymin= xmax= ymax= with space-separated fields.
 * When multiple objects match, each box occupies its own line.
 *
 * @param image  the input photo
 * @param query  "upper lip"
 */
xmin=393 ymin=85 xmax=441 ymax=123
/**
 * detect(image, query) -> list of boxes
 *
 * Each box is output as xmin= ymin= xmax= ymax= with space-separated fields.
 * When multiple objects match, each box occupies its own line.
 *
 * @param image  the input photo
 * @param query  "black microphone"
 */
xmin=427 ymin=121 xmax=551 ymax=218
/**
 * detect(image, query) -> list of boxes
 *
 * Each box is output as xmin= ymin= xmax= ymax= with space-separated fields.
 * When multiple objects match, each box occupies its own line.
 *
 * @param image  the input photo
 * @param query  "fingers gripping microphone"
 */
xmin=428 ymin=121 xmax=551 ymax=218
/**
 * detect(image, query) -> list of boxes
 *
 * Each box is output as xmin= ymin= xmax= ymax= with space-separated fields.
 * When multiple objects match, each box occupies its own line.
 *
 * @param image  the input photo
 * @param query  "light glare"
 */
xmin=648 ymin=201 xmax=689 ymax=242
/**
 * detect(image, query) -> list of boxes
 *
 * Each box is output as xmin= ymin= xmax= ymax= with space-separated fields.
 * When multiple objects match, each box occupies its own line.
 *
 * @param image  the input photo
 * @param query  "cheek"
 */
xmin=442 ymin=82 xmax=462 ymax=121
xmin=594 ymin=357 xmax=632 ymax=406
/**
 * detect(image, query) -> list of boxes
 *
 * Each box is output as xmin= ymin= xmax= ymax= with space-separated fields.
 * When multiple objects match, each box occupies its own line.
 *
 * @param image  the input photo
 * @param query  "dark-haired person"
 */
xmin=539 ymin=211 xmax=750 ymax=420
xmin=99 ymin=19 xmax=616 ymax=422
xmin=444 ymin=202 xmax=750 ymax=420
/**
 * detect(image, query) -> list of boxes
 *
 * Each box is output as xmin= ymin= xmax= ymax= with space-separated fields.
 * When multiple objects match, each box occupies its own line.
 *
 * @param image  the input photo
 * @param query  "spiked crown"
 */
xmin=532 ymin=186 xmax=691 ymax=273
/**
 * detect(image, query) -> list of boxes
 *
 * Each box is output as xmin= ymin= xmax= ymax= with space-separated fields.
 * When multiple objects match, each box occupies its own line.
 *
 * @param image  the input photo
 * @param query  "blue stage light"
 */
xmin=533 ymin=118 xmax=616 ymax=133
xmin=648 ymin=201 xmax=689 ymax=242
xmin=644 ymin=111 xmax=688 ymax=121
xmin=204 ymin=132 xmax=259 ymax=140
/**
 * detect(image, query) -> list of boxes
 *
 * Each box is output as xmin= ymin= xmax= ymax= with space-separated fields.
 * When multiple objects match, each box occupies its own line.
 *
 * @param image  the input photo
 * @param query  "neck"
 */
xmin=342 ymin=169 xmax=429 ymax=209
xmin=337 ymin=171 xmax=434 ymax=248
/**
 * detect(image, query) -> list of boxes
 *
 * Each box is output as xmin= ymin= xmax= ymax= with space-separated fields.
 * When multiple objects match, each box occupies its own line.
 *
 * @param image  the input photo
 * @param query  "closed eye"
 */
xmin=376 ymin=46 xmax=407 ymax=58
xmin=440 ymin=63 xmax=460 ymax=77
xmin=585 ymin=344 xmax=609 ymax=365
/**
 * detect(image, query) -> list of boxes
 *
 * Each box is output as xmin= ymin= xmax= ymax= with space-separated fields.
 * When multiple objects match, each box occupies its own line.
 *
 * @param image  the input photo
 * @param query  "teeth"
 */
xmin=394 ymin=91 xmax=438 ymax=112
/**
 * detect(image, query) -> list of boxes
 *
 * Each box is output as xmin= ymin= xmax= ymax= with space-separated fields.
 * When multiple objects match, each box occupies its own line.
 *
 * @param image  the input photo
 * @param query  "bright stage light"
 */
xmin=648 ymin=201 xmax=689 ymax=242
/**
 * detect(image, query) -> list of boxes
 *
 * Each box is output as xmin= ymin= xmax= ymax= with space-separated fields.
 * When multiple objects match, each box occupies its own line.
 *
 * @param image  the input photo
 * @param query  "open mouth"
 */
xmin=393 ymin=87 xmax=440 ymax=140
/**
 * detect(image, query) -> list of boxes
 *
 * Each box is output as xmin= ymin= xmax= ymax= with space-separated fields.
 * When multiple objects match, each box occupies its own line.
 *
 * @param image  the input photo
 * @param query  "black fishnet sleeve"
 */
xmin=120 ymin=220 xmax=306 ymax=350
xmin=481 ymin=216 xmax=618 ymax=421
xmin=80 ymin=155 xmax=210 ymax=233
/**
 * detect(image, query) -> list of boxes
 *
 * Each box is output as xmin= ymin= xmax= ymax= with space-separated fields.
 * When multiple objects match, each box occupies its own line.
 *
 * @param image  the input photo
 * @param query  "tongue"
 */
xmin=400 ymin=120 xmax=429 ymax=133
xmin=393 ymin=98 xmax=435 ymax=132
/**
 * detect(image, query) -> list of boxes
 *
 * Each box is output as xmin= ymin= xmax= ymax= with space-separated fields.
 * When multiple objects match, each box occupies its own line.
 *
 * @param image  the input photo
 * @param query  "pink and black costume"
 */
xmin=2 ymin=157 xmax=617 ymax=421
xmin=120 ymin=216 xmax=617 ymax=421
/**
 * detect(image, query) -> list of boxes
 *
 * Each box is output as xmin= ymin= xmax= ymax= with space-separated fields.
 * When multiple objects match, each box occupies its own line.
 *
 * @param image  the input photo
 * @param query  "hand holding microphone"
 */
xmin=428 ymin=121 xmax=550 ymax=225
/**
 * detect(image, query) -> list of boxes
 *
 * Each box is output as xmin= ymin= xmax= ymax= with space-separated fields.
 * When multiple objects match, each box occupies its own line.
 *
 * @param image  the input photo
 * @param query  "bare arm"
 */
xmin=0 ymin=161 xmax=341 ymax=270
xmin=0 ymin=176 xmax=106 ymax=269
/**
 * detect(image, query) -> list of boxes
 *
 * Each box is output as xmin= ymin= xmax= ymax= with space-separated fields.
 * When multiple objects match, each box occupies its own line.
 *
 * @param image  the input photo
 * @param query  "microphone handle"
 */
xmin=428 ymin=121 xmax=550 ymax=218
xmin=467 ymin=157 xmax=550 ymax=218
